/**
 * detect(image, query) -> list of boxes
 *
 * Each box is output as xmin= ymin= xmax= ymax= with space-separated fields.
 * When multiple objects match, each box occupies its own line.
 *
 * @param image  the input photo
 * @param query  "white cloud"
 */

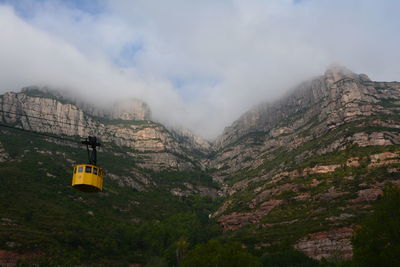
xmin=0 ymin=5 xmax=184 ymax=120
xmin=0 ymin=0 xmax=399 ymax=139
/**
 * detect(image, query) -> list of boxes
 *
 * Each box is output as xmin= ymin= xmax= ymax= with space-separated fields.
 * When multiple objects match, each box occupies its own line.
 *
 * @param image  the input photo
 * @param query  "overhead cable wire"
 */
xmin=0 ymin=103 xmax=110 ymax=137
xmin=0 ymin=106 xmax=175 ymax=151
xmin=0 ymin=109 xmax=93 ymax=130
xmin=0 ymin=122 xmax=169 ymax=155
xmin=0 ymin=122 xmax=79 ymax=144
xmin=0 ymin=104 xmax=155 ymax=132
xmin=0 ymin=111 xmax=167 ymax=151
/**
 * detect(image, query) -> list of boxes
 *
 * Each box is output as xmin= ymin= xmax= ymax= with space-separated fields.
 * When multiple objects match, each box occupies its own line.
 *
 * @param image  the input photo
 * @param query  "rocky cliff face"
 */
xmin=78 ymin=98 xmax=152 ymax=121
xmin=18 ymin=86 xmax=152 ymax=121
xmin=0 ymin=87 xmax=208 ymax=172
xmin=209 ymin=66 xmax=400 ymax=259
xmin=211 ymin=66 xmax=400 ymax=176
xmin=169 ymin=127 xmax=212 ymax=155
xmin=214 ymin=66 xmax=378 ymax=149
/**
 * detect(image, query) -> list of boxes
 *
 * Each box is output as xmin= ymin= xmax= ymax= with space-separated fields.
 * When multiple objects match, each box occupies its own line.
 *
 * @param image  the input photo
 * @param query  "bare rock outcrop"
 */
xmin=211 ymin=66 xmax=400 ymax=178
xmin=110 ymin=99 xmax=151 ymax=121
xmin=295 ymin=227 xmax=353 ymax=260
xmin=218 ymin=199 xmax=283 ymax=231
xmin=0 ymin=88 xmax=206 ymax=171
xmin=209 ymin=66 xmax=400 ymax=261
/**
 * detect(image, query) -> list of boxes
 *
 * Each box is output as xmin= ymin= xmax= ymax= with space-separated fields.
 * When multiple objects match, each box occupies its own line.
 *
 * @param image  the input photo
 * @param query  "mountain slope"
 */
xmin=209 ymin=66 xmax=400 ymax=259
xmin=0 ymin=88 xmax=220 ymax=265
xmin=0 ymin=87 xmax=212 ymax=172
xmin=0 ymin=131 xmax=220 ymax=265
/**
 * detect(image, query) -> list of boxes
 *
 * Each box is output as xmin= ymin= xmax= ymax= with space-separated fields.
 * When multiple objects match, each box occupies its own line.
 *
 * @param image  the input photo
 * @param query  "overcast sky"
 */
xmin=0 ymin=0 xmax=399 ymax=139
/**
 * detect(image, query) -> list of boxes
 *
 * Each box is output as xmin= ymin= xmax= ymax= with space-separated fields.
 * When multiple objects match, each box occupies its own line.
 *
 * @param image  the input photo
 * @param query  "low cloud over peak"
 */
xmin=0 ymin=0 xmax=399 ymax=139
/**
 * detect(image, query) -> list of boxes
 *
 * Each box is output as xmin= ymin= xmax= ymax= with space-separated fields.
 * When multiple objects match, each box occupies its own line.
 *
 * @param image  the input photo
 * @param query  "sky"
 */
xmin=0 ymin=0 xmax=399 ymax=139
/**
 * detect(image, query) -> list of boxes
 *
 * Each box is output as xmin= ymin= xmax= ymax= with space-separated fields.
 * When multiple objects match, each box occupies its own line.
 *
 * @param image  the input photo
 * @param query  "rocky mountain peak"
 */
xmin=324 ymin=65 xmax=354 ymax=82
xmin=213 ymin=66 xmax=386 ymax=149
xmin=111 ymin=99 xmax=151 ymax=121
xmin=15 ymin=86 xmax=152 ymax=121
xmin=324 ymin=65 xmax=371 ymax=85
xmin=208 ymin=66 xmax=400 ymax=260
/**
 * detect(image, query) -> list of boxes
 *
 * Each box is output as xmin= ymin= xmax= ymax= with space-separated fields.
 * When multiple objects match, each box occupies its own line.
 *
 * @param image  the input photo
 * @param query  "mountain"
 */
xmin=209 ymin=65 xmax=400 ymax=259
xmin=0 ymin=87 xmax=213 ymax=172
xmin=0 ymin=87 xmax=220 ymax=265
xmin=0 ymin=66 xmax=400 ymax=265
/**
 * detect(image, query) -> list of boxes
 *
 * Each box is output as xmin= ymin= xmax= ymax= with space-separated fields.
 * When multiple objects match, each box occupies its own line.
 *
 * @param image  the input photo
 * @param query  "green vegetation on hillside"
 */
xmin=352 ymin=185 xmax=400 ymax=267
xmin=0 ymin=129 xmax=224 ymax=265
xmin=182 ymin=240 xmax=261 ymax=267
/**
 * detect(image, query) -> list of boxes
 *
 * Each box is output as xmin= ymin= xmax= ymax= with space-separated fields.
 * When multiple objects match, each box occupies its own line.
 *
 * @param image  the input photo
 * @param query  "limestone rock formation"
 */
xmin=209 ymin=66 xmax=400 ymax=260
xmin=211 ymin=66 xmax=400 ymax=177
xmin=295 ymin=227 xmax=354 ymax=260
xmin=110 ymin=99 xmax=151 ymax=121
xmin=79 ymin=98 xmax=152 ymax=121
xmin=0 ymin=88 xmax=205 ymax=171
xmin=170 ymin=126 xmax=212 ymax=154
xmin=214 ymin=66 xmax=387 ymax=149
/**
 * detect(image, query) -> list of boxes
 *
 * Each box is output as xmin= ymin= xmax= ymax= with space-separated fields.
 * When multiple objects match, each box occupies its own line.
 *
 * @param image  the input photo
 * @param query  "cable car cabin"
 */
xmin=72 ymin=136 xmax=104 ymax=193
xmin=72 ymin=164 xmax=104 ymax=192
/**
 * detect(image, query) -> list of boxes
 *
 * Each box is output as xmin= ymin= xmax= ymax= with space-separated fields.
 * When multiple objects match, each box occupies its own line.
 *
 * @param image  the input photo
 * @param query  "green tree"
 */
xmin=181 ymin=240 xmax=261 ymax=267
xmin=352 ymin=185 xmax=400 ymax=267
xmin=261 ymin=249 xmax=320 ymax=267
xmin=175 ymin=236 xmax=189 ymax=264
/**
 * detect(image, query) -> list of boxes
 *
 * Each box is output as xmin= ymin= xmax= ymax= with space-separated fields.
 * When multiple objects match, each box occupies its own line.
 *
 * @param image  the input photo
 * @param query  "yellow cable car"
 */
xmin=72 ymin=136 xmax=105 ymax=192
xmin=72 ymin=164 xmax=104 ymax=192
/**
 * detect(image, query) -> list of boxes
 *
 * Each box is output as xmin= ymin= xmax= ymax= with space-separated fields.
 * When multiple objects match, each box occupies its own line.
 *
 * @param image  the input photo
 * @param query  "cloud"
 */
xmin=0 ymin=0 xmax=399 ymax=139
xmin=0 ymin=4 xmax=184 ymax=128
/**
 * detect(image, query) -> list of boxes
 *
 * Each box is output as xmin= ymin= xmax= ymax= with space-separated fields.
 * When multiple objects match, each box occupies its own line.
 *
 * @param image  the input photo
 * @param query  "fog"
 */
xmin=0 ymin=0 xmax=399 ymax=139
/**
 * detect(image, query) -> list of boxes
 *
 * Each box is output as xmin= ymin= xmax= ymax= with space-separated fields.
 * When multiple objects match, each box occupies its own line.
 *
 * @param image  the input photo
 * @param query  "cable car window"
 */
xmin=85 ymin=166 xmax=92 ymax=173
xmin=73 ymin=167 xmax=76 ymax=174
xmin=93 ymin=168 xmax=98 ymax=175
xmin=78 ymin=166 xmax=84 ymax=173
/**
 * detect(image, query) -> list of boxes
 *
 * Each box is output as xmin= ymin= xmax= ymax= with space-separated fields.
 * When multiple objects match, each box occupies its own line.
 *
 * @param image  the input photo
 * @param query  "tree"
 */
xmin=175 ymin=236 xmax=189 ymax=264
xmin=352 ymin=184 xmax=400 ymax=267
xmin=261 ymin=249 xmax=320 ymax=267
xmin=181 ymin=240 xmax=261 ymax=267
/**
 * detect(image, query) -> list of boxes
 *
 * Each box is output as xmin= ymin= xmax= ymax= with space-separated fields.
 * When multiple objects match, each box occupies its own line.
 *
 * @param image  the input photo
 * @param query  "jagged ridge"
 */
xmin=208 ymin=66 xmax=400 ymax=259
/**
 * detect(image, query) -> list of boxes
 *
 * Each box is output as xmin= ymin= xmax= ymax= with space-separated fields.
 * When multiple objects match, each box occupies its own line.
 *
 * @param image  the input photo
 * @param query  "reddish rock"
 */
xmin=0 ymin=250 xmax=40 ymax=267
xmin=304 ymin=164 xmax=341 ymax=175
xmin=218 ymin=199 xmax=283 ymax=231
xmin=368 ymin=152 xmax=400 ymax=168
xmin=351 ymin=188 xmax=383 ymax=203
xmin=0 ymin=250 xmax=19 ymax=267
xmin=370 ymin=152 xmax=398 ymax=162
xmin=346 ymin=157 xmax=360 ymax=167
xmin=319 ymin=187 xmax=348 ymax=201
xmin=311 ymin=179 xmax=321 ymax=187
xmin=294 ymin=193 xmax=310 ymax=201
xmin=326 ymin=213 xmax=355 ymax=222
xmin=295 ymin=227 xmax=354 ymax=260
xmin=210 ymin=200 xmax=232 ymax=218
xmin=249 ymin=183 xmax=296 ymax=208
